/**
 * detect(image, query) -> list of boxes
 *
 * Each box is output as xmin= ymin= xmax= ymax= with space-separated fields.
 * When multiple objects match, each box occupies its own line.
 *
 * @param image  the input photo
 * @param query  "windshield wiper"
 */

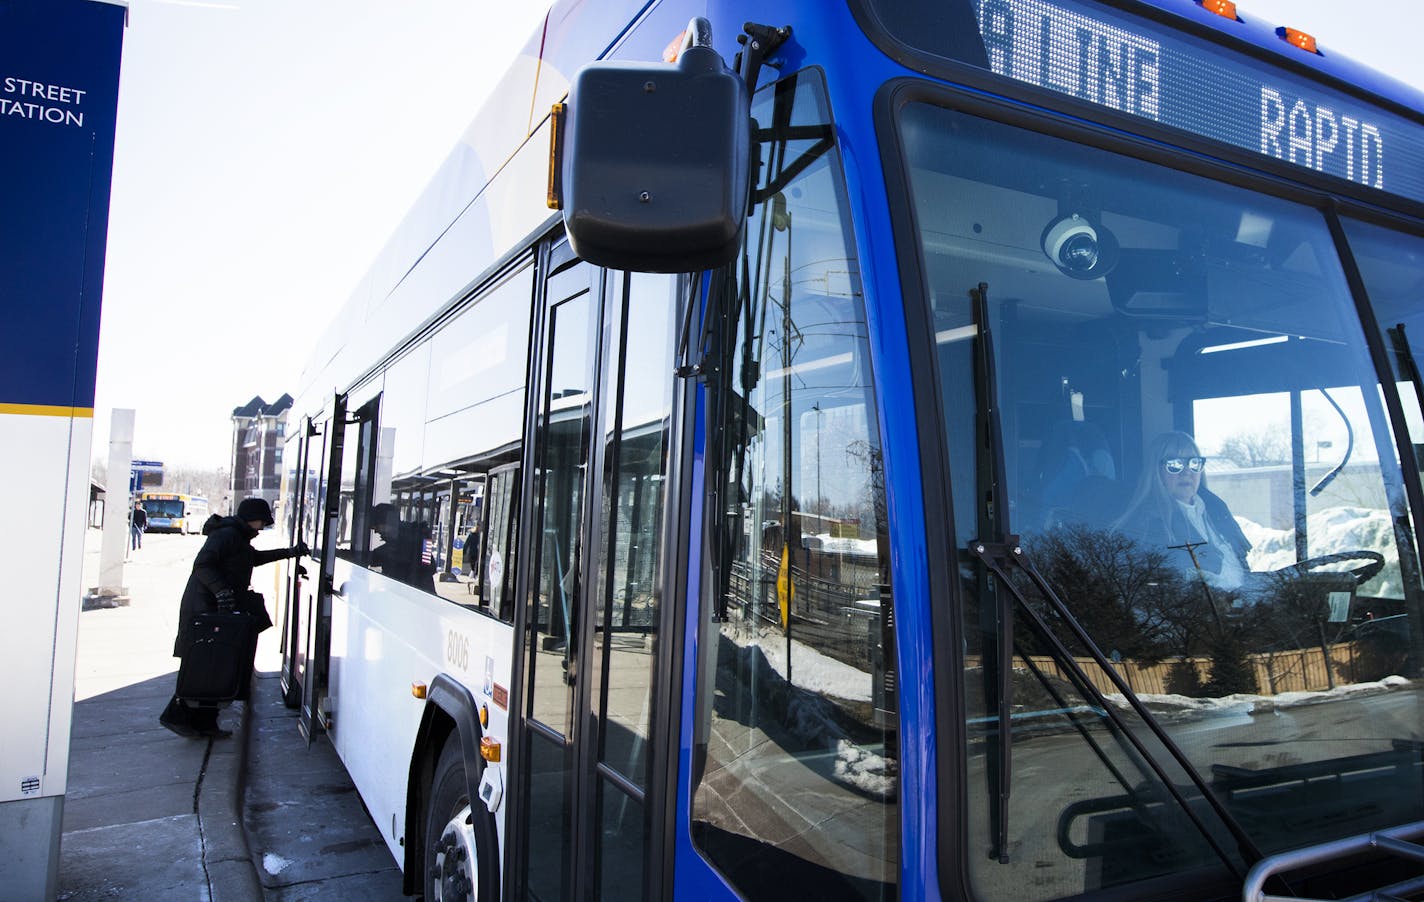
xmin=967 ymin=539 xmax=1258 ymax=877
xmin=969 ymin=283 xmax=1015 ymax=863
xmin=965 ymin=282 xmax=1260 ymax=876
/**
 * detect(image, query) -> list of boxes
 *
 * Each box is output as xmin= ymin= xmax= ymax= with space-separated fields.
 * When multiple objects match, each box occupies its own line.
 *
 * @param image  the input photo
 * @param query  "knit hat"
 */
xmin=236 ymin=497 xmax=274 ymax=527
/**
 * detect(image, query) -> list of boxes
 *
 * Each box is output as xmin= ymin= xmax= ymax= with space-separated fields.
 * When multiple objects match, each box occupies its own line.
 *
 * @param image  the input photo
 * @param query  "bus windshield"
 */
xmin=142 ymin=499 xmax=185 ymax=519
xmin=897 ymin=101 xmax=1424 ymax=898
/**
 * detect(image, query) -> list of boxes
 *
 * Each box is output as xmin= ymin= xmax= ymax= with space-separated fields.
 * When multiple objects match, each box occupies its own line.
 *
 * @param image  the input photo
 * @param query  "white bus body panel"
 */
xmin=327 ymin=560 xmax=514 ymax=866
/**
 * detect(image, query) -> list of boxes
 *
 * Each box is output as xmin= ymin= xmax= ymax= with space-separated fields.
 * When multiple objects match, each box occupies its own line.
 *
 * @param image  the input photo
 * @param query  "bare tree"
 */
xmin=163 ymin=465 xmax=231 ymax=512
xmin=1218 ymin=426 xmax=1290 ymax=468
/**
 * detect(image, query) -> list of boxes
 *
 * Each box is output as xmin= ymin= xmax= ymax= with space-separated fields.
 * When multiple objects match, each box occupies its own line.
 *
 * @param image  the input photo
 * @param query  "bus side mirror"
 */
xmin=551 ymin=24 xmax=749 ymax=274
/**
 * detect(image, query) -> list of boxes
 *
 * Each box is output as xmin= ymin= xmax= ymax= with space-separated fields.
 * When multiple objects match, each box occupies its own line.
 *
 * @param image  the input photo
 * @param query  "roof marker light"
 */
xmin=1277 ymin=26 xmax=1319 ymax=54
xmin=1198 ymin=0 xmax=1237 ymax=21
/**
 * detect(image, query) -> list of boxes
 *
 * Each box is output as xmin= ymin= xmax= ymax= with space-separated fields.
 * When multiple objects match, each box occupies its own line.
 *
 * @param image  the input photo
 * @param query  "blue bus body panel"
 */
xmin=658 ymin=0 xmax=942 ymax=897
xmin=1142 ymin=0 xmax=1424 ymax=113
xmin=668 ymin=0 xmax=1424 ymax=898
xmin=0 ymin=0 xmax=125 ymax=411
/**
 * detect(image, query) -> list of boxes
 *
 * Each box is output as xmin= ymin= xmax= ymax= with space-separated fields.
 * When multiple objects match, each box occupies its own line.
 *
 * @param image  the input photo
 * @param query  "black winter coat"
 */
xmin=173 ymin=515 xmax=296 ymax=656
xmin=1120 ymin=488 xmax=1251 ymax=584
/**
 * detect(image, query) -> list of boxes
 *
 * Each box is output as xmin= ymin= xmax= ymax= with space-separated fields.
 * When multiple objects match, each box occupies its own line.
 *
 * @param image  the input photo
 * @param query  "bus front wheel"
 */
xmin=424 ymin=736 xmax=497 ymax=902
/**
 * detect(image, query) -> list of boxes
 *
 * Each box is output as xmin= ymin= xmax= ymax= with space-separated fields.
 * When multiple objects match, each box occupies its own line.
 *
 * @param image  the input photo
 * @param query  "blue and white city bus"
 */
xmin=277 ymin=1 xmax=1424 ymax=899
xmin=140 ymin=492 xmax=210 ymax=534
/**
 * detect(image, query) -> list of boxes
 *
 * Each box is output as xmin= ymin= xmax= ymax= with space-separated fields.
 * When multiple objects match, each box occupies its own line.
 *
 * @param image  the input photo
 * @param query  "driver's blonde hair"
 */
xmin=1113 ymin=431 xmax=1204 ymax=543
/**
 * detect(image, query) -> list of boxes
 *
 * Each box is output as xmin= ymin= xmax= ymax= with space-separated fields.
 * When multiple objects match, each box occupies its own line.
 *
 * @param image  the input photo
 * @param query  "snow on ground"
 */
xmin=1239 ymin=506 xmax=1400 ymax=596
xmin=747 ymin=624 xmax=873 ymax=703
xmin=721 ymin=623 xmax=896 ymax=798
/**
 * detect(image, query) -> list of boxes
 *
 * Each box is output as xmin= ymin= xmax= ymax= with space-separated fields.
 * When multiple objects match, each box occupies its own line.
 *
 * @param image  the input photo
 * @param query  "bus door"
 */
xmin=512 ymin=245 xmax=681 ymax=900
xmin=300 ymin=393 xmax=346 ymax=743
xmin=279 ymin=415 xmax=318 ymax=708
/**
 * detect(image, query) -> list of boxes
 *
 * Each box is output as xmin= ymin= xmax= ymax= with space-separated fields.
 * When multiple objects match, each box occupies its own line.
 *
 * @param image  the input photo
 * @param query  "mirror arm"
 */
xmin=673 ymin=271 xmax=708 ymax=379
xmin=735 ymin=23 xmax=791 ymax=94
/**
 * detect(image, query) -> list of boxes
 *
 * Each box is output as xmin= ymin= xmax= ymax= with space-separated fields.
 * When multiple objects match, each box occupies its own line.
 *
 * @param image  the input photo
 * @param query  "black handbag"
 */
xmin=238 ymin=589 xmax=273 ymax=633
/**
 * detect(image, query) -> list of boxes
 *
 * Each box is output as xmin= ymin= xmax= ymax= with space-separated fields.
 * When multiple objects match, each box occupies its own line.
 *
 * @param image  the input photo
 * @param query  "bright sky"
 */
xmin=93 ymin=0 xmax=548 ymax=467
xmin=90 ymin=0 xmax=1424 ymax=469
xmin=1239 ymin=0 xmax=1424 ymax=92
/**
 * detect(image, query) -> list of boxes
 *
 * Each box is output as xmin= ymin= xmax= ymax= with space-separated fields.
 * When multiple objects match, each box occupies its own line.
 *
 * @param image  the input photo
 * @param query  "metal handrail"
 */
xmin=1243 ymin=819 xmax=1424 ymax=901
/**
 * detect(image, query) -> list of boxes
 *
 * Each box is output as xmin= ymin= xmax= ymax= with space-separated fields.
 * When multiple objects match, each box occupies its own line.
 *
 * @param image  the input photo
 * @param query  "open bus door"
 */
xmin=502 ymin=247 xmax=682 ymax=899
xmin=300 ymin=393 xmax=346 ymax=743
xmin=278 ymin=415 xmax=317 ymax=708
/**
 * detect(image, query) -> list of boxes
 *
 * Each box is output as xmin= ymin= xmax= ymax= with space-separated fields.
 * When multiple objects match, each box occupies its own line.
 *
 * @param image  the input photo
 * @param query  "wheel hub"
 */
xmin=432 ymin=803 xmax=478 ymax=902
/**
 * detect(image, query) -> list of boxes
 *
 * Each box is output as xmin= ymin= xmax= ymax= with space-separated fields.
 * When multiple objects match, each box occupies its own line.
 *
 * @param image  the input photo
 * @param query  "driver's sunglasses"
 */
xmin=1163 ymin=456 xmax=1206 ymax=474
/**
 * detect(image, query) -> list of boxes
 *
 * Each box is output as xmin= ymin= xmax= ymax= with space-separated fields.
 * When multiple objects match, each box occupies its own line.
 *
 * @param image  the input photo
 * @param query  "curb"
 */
xmin=197 ymin=698 xmax=264 ymax=901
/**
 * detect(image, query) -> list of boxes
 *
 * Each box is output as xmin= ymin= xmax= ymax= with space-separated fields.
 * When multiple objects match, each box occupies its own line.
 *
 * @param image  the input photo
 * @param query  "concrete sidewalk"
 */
xmin=57 ymin=528 xmax=403 ymax=901
xmin=58 ymin=531 xmax=261 ymax=901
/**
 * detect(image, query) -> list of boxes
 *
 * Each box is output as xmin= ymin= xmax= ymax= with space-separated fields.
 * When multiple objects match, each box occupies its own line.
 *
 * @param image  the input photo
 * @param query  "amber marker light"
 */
xmin=479 ymin=704 xmax=489 ymax=728
xmin=411 ymin=681 xmax=428 ymax=699
xmin=547 ymin=102 xmax=566 ymax=210
xmin=1198 ymin=0 xmax=1237 ymax=20
xmin=480 ymin=736 xmax=502 ymax=763
xmin=662 ymin=29 xmax=686 ymax=62
xmin=1277 ymin=26 xmax=1319 ymax=54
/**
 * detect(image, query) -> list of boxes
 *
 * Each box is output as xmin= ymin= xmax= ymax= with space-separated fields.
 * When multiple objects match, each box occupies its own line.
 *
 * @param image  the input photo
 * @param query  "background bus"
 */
xmin=139 ymin=492 xmax=210 ymax=534
xmin=272 ymin=1 xmax=1424 ymax=900
xmin=0 ymin=2 xmax=125 ymax=898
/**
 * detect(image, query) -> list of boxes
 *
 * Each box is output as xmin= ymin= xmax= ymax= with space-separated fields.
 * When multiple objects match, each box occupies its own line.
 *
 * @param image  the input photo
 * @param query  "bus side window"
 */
xmin=1346 ymin=218 xmax=1424 ymax=479
xmin=690 ymin=68 xmax=899 ymax=902
xmin=336 ymin=397 xmax=379 ymax=564
xmin=483 ymin=466 xmax=519 ymax=622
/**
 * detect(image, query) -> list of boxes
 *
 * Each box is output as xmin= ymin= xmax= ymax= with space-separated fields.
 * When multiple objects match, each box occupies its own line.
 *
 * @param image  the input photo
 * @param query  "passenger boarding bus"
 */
xmin=0 ymin=2 xmax=125 ymax=898
xmin=275 ymin=1 xmax=1424 ymax=899
xmin=139 ymin=492 xmax=210 ymax=534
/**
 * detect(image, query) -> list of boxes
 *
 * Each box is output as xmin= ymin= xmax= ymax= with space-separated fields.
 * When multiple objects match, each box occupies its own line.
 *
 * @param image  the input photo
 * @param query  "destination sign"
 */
xmin=972 ymin=0 xmax=1424 ymax=205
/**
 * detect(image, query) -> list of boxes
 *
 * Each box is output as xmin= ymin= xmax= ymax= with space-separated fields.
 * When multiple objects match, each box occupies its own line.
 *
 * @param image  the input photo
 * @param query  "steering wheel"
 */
xmin=1272 ymin=550 xmax=1386 ymax=587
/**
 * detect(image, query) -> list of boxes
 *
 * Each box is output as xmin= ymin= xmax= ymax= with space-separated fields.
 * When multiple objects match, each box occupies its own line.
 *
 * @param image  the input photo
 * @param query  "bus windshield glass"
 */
xmin=861 ymin=0 xmax=1424 ymax=208
xmin=897 ymin=101 xmax=1424 ymax=898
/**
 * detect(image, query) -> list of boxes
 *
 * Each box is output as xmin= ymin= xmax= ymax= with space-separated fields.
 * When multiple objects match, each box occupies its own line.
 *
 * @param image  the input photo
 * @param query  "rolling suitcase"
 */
xmin=175 ymin=610 xmax=254 ymax=703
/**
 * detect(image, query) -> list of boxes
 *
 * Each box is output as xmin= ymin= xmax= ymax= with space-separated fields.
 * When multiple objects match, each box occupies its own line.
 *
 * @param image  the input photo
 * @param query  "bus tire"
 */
xmin=424 ymin=736 xmax=497 ymax=902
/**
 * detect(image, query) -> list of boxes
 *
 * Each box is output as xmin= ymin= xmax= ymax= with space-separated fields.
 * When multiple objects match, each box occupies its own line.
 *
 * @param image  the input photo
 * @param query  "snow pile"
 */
xmin=1103 ymin=674 xmax=1410 ymax=717
xmin=1238 ymin=506 xmax=1400 ymax=596
xmin=802 ymin=532 xmax=878 ymax=557
xmin=263 ymin=853 xmax=292 ymax=875
xmin=833 ymin=739 xmax=896 ymax=797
